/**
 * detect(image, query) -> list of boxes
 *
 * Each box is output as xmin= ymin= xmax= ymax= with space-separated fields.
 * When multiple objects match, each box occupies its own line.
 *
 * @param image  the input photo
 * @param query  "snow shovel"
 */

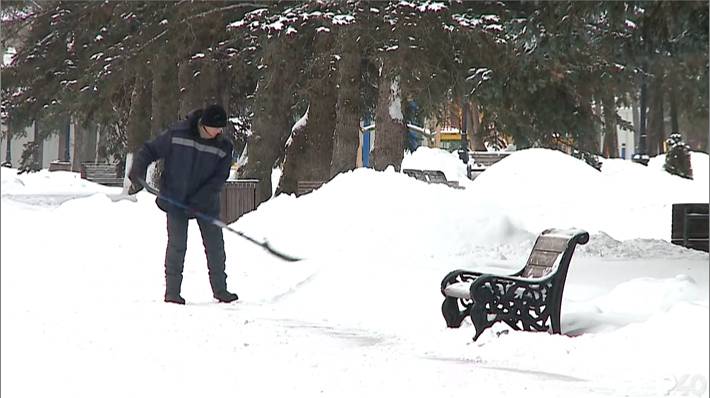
xmin=135 ymin=177 xmax=301 ymax=262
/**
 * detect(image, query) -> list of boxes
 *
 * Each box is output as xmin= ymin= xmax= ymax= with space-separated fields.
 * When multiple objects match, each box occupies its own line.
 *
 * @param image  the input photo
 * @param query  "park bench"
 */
xmin=80 ymin=162 xmax=124 ymax=187
xmin=402 ymin=169 xmax=463 ymax=189
xmin=48 ymin=160 xmax=72 ymax=172
xmin=467 ymin=151 xmax=511 ymax=180
xmin=440 ymin=228 xmax=589 ymax=341
xmin=297 ymin=180 xmax=325 ymax=196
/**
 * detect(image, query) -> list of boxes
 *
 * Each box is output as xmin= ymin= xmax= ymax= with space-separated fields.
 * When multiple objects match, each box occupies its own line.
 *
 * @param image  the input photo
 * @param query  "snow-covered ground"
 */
xmin=1 ymin=148 xmax=708 ymax=397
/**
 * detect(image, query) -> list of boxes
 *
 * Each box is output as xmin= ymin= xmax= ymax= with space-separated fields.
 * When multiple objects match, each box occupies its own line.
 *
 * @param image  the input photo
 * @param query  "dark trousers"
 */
xmin=164 ymin=211 xmax=228 ymax=296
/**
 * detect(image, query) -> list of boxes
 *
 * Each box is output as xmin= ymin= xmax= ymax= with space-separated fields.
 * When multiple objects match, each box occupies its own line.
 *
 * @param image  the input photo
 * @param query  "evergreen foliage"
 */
xmin=1 ymin=0 xmax=707 ymax=182
xmin=663 ymin=133 xmax=693 ymax=179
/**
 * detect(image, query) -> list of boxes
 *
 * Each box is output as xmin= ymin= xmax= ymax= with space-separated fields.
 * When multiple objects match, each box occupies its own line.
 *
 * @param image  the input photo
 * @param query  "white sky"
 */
xmin=1 ymin=148 xmax=708 ymax=397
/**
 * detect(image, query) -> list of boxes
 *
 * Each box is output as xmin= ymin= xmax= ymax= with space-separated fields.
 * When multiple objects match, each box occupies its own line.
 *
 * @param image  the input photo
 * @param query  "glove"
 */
xmin=127 ymin=166 xmax=146 ymax=195
xmin=128 ymin=182 xmax=143 ymax=195
xmin=127 ymin=173 xmax=144 ymax=195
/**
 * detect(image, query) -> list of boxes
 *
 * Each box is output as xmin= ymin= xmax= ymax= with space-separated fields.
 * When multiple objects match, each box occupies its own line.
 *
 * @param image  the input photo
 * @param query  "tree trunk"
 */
xmin=276 ymin=108 xmax=308 ymax=195
xmin=4 ymin=122 xmax=12 ymax=165
xmin=468 ymin=98 xmax=486 ymax=151
xmin=178 ymin=59 xmax=203 ymax=118
xmin=151 ymin=45 xmax=179 ymax=135
xmin=591 ymin=100 xmax=603 ymax=153
xmin=242 ymin=37 xmax=304 ymax=205
xmin=176 ymin=7 xmax=226 ymax=117
xmin=279 ymin=32 xmax=337 ymax=196
xmin=329 ymin=25 xmax=361 ymax=179
xmin=647 ymin=68 xmax=665 ymax=156
xmin=71 ymin=120 xmax=82 ymax=172
xmin=602 ymin=94 xmax=618 ymax=158
xmin=669 ymin=80 xmax=679 ymax=133
xmin=150 ymin=41 xmax=179 ymax=187
xmin=199 ymin=61 xmax=222 ymax=106
xmin=56 ymin=117 xmax=71 ymax=162
xmin=638 ymin=79 xmax=648 ymax=154
xmin=126 ymin=68 xmax=153 ymax=154
xmin=72 ymin=121 xmax=98 ymax=169
xmin=34 ymin=121 xmax=43 ymax=169
xmin=96 ymin=124 xmax=109 ymax=162
xmin=576 ymin=85 xmax=597 ymax=153
xmin=177 ymin=22 xmax=203 ymax=118
xmin=372 ymin=57 xmax=406 ymax=171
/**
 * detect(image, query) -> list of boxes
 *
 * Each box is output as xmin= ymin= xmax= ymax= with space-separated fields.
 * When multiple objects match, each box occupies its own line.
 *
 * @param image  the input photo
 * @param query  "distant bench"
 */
xmin=80 ymin=162 xmax=124 ymax=187
xmin=468 ymin=151 xmax=511 ymax=180
xmin=297 ymin=169 xmax=466 ymax=196
xmin=48 ymin=160 xmax=72 ymax=172
xmin=297 ymin=180 xmax=325 ymax=196
xmin=440 ymin=228 xmax=589 ymax=341
xmin=402 ymin=169 xmax=463 ymax=189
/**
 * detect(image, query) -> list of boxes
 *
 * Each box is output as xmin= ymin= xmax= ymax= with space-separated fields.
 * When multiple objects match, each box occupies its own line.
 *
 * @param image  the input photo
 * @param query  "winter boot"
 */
xmin=213 ymin=290 xmax=239 ymax=303
xmin=165 ymin=274 xmax=185 ymax=304
xmin=164 ymin=293 xmax=186 ymax=305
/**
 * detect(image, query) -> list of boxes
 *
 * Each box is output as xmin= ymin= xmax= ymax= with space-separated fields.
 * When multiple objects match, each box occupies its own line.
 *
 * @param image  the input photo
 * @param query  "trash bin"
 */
xmin=671 ymin=203 xmax=709 ymax=252
xmin=220 ymin=179 xmax=259 ymax=225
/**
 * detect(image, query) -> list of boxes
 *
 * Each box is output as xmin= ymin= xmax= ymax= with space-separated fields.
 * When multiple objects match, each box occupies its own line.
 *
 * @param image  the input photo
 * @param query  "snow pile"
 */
xmin=238 ymin=166 xmax=532 ymax=262
xmin=0 ymin=168 xmax=116 ymax=195
xmin=240 ymin=148 xmax=708 ymax=263
xmin=401 ymin=145 xmax=471 ymax=183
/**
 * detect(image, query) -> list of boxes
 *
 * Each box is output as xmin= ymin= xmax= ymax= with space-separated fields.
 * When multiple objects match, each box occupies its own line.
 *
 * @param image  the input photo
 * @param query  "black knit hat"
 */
xmin=200 ymin=104 xmax=227 ymax=128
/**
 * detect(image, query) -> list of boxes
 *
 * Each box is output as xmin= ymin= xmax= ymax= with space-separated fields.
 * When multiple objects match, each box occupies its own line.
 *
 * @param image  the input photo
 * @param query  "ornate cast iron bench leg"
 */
xmin=440 ymin=269 xmax=484 ymax=329
xmin=441 ymin=297 xmax=467 ymax=328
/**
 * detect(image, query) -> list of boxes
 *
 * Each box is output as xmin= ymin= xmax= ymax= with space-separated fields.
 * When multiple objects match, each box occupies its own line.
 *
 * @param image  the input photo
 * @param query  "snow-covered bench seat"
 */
xmin=402 ymin=169 xmax=463 ymax=189
xmin=80 ymin=162 xmax=123 ymax=187
xmin=440 ymin=228 xmax=589 ymax=341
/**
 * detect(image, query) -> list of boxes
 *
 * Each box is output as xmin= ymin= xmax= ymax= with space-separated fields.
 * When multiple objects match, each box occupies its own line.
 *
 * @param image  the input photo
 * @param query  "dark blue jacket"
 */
xmin=132 ymin=110 xmax=233 ymax=217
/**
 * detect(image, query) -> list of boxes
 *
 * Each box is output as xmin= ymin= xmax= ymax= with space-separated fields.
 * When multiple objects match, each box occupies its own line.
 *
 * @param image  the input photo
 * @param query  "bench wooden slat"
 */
xmin=297 ymin=180 xmax=325 ymax=196
xmin=526 ymin=250 xmax=559 ymax=267
xmin=424 ymin=170 xmax=447 ymax=183
xmin=403 ymin=169 xmax=426 ymax=181
xmin=80 ymin=163 xmax=123 ymax=187
xmin=521 ymin=264 xmax=554 ymax=278
xmin=532 ymin=236 xmax=569 ymax=252
xmin=470 ymin=152 xmax=511 ymax=167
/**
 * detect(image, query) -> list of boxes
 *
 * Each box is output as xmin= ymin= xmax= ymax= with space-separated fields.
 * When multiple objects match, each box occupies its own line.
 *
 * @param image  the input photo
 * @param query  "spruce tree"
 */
xmin=664 ymin=133 xmax=693 ymax=180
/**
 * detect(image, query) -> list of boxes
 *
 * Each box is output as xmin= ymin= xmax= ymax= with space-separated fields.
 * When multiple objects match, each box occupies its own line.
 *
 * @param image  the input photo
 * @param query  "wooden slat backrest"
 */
xmin=296 ymin=180 xmax=325 ymax=196
xmin=423 ymin=170 xmax=448 ymax=183
xmin=520 ymin=235 xmax=570 ymax=278
xmin=403 ymin=169 xmax=427 ymax=182
xmin=470 ymin=152 xmax=511 ymax=167
xmin=82 ymin=163 xmax=120 ymax=177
